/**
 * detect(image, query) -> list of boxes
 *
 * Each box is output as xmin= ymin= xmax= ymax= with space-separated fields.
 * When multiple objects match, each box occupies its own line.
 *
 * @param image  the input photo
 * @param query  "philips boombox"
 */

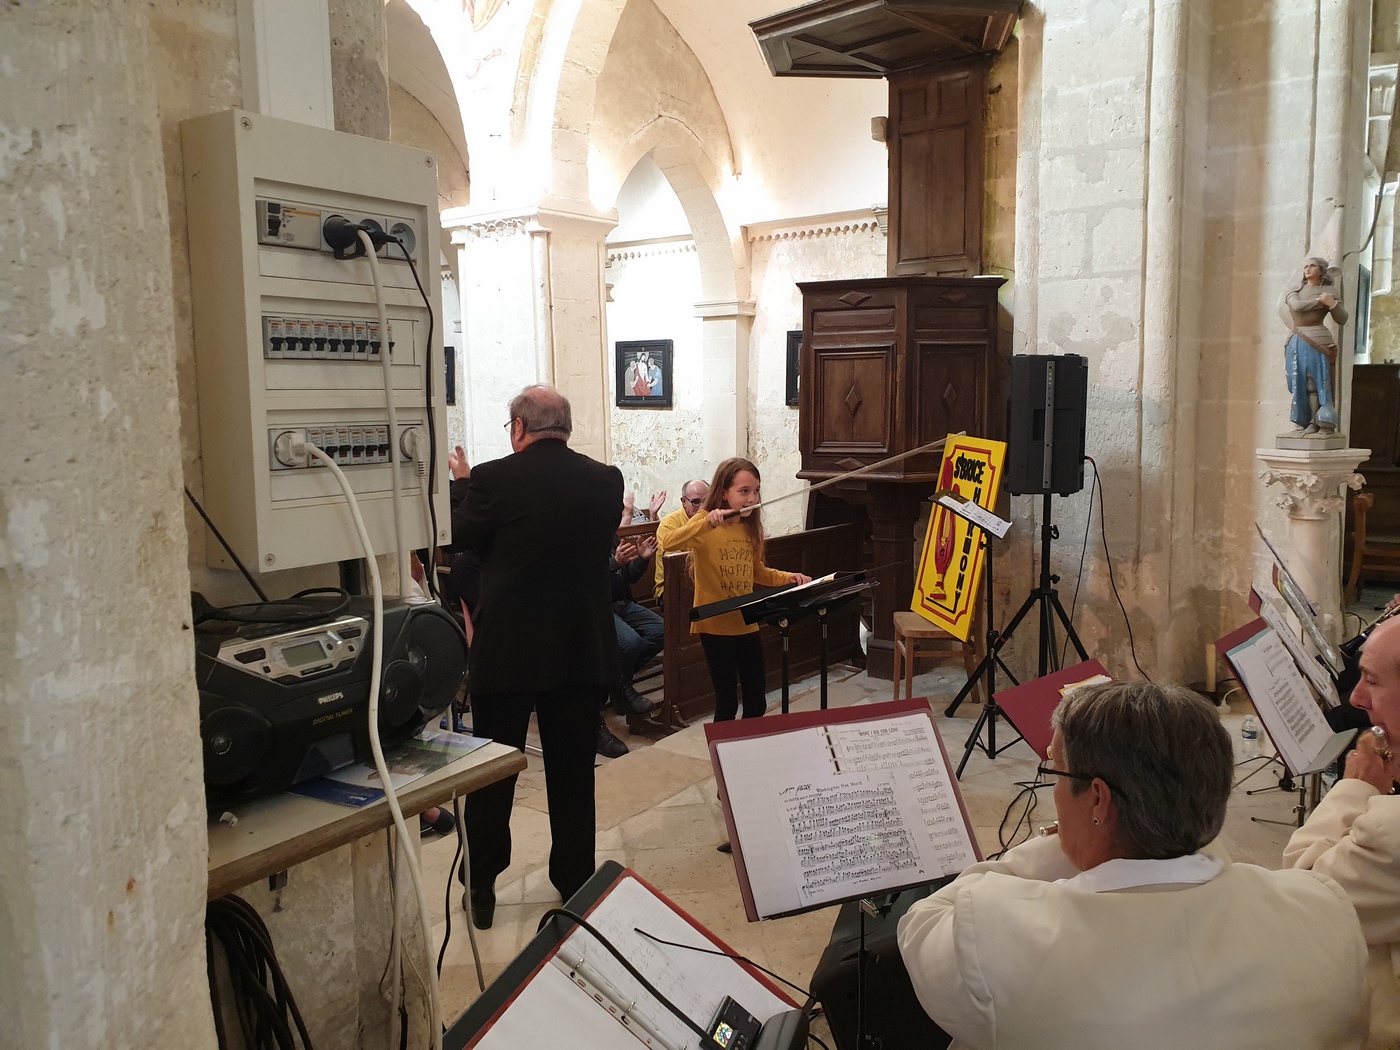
xmin=195 ymin=598 xmax=466 ymax=806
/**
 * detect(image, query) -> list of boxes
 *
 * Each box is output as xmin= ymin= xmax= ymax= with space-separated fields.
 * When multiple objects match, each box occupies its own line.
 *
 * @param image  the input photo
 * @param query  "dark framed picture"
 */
xmin=444 ymin=345 xmax=456 ymax=406
xmin=785 ymin=330 xmax=802 ymax=406
xmin=615 ymin=339 xmax=673 ymax=408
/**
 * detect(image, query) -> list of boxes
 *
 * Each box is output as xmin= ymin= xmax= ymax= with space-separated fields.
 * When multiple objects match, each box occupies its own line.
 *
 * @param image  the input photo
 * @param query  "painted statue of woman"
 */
xmin=1280 ymin=256 xmax=1347 ymax=435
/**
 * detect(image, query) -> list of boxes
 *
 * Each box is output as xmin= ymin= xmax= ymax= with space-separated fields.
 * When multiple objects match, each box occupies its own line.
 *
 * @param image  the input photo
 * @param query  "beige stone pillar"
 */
xmin=695 ymin=299 xmax=757 ymax=464
xmin=444 ymin=199 xmax=618 ymax=464
xmin=0 ymin=3 xmax=216 ymax=1047
xmin=1257 ymin=447 xmax=1369 ymax=641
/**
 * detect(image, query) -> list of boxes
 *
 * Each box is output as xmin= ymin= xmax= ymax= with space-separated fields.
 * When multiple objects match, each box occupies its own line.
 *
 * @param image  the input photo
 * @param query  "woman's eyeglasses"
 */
xmin=1036 ymin=763 xmax=1121 ymax=796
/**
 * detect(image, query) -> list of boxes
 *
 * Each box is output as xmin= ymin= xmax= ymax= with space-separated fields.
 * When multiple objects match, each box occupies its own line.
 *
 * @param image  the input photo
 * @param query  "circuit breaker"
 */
xmin=181 ymin=109 xmax=449 ymax=573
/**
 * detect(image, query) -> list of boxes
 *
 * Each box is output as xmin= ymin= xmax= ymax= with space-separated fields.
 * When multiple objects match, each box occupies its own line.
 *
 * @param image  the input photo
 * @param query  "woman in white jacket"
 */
xmin=898 ymin=682 xmax=1370 ymax=1050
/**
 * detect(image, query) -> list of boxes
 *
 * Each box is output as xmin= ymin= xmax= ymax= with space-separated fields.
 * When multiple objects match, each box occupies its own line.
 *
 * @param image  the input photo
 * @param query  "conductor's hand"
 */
xmin=615 ymin=541 xmax=640 ymax=566
xmin=790 ymin=573 xmax=813 ymax=585
xmin=1345 ymin=731 xmax=1400 ymax=794
xmin=448 ymin=445 xmax=470 ymax=480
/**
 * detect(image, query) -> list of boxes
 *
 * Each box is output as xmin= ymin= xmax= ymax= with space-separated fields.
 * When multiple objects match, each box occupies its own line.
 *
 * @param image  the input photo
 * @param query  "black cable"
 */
xmin=194 ymin=587 xmax=351 ymax=627
xmin=391 ymin=236 xmax=442 ymax=602
xmin=1087 ymin=457 xmax=1152 ymax=682
xmin=206 ymin=895 xmax=314 ymax=1050
xmin=808 ymin=1034 xmax=832 ymax=1050
xmin=437 ymin=798 xmax=464 ymax=978
xmin=185 ymin=487 xmax=269 ymax=602
xmin=536 ymin=908 xmax=712 ymax=1045
xmin=989 ymin=777 xmax=1044 ymax=859
xmin=632 ymin=927 xmax=812 ymax=1001
xmin=1059 ymin=462 xmax=1098 ymax=666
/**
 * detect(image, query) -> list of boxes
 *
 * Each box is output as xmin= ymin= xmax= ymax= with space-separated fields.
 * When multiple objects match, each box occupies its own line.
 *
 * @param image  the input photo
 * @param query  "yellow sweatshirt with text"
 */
xmin=665 ymin=510 xmax=795 ymax=635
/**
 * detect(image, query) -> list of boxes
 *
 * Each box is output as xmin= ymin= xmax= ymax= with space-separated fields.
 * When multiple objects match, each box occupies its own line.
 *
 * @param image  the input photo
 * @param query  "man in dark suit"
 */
xmin=454 ymin=385 xmax=623 ymax=929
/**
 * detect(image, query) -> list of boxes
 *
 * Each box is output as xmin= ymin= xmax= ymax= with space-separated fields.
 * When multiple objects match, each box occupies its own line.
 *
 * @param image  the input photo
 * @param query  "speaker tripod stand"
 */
xmin=948 ymin=491 xmax=1088 ymax=777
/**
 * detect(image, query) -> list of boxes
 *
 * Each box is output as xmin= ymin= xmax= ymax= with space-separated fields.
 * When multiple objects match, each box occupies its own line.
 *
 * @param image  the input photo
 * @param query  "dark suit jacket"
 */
xmin=456 ymin=439 xmax=623 ymax=694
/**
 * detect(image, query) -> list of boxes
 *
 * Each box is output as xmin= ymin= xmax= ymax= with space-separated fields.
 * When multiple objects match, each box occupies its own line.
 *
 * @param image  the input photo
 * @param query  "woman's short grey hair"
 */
xmin=509 ymin=384 xmax=572 ymax=438
xmin=1051 ymin=681 xmax=1232 ymax=859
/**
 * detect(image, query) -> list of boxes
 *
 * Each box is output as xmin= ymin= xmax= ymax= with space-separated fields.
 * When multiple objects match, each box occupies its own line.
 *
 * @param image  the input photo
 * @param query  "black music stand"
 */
xmin=692 ymin=572 xmax=877 ymax=714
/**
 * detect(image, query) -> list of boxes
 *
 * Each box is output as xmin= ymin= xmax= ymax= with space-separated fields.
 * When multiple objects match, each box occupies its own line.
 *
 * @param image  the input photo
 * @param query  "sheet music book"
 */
xmin=705 ymin=699 xmax=981 ymax=921
xmin=462 ymin=867 xmax=794 ymax=1050
xmin=993 ymin=660 xmax=1112 ymax=761
xmin=1215 ymin=619 xmax=1355 ymax=776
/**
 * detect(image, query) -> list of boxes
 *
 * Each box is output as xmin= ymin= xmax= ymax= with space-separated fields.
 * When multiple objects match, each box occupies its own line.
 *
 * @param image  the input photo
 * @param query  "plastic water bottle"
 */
xmin=1240 ymin=715 xmax=1261 ymax=758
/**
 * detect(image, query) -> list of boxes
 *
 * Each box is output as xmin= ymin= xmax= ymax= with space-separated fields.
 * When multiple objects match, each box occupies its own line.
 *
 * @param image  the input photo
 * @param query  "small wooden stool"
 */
xmin=892 ymin=610 xmax=983 ymax=704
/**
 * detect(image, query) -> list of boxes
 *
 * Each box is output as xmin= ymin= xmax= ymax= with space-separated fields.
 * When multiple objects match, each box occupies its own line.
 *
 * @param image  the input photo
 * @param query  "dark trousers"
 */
xmin=700 ymin=632 xmax=767 ymax=721
xmin=614 ymin=600 xmax=664 ymax=682
xmin=462 ymin=684 xmax=604 ymax=902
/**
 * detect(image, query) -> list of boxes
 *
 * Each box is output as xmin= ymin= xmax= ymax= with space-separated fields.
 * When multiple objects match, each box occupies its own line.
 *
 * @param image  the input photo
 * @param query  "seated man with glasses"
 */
xmin=897 ymin=682 xmax=1370 ymax=1050
xmin=653 ymin=479 xmax=709 ymax=610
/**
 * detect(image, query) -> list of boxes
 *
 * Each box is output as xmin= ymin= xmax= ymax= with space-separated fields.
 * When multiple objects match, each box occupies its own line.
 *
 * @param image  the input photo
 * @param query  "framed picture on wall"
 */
xmin=615 ymin=339 xmax=673 ymax=408
xmin=785 ymin=330 xmax=802 ymax=406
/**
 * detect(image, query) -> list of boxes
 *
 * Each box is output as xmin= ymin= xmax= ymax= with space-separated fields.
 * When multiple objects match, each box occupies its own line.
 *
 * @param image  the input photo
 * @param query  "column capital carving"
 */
xmin=1256 ymin=447 xmax=1370 ymax=519
xmin=694 ymin=299 xmax=756 ymax=320
xmin=442 ymin=197 xmax=618 ymax=244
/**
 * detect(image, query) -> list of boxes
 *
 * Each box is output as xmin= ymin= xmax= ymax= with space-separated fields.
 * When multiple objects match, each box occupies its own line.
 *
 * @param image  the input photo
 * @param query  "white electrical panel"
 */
xmin=181 ymin=109 xmax=449 ymax=573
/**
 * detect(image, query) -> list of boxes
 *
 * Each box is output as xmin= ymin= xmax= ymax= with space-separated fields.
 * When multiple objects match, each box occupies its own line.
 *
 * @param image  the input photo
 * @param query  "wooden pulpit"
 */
xmin=798 ymin=275 xmax=1007 ymax=678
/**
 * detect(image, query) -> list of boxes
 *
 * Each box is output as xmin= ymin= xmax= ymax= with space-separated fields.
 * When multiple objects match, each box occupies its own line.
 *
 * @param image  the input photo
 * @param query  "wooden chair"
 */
xmin=1346 ymin=492 xmax=1400 ymax=602
xmin=892 ymin=610 xmax=983 ymax=704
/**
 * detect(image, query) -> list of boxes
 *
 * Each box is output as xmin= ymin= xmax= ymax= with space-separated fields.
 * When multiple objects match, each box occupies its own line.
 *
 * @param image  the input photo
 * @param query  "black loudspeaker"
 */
xmin=195 ymin=599 xmax=467 ymax=807
xmin=810 ymin=885 xmax=954 ymax=1050
xmin=1005 ymin=354 xmax=1088 ymax=496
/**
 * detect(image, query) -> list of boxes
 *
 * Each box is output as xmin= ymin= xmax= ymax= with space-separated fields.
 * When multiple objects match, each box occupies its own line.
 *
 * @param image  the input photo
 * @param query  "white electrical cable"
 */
xmin=303 ymin=441 xmax=444 ymax=1050
xmin=454 ymin=794 xmax=487 ymax=992
xmin=358 ymin=229 xmax=412 ymax=600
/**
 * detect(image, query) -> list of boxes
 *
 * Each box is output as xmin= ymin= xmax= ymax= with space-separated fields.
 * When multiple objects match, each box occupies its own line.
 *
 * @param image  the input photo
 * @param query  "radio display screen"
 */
xmin=282 ymin=640 xmax=326 ymax=667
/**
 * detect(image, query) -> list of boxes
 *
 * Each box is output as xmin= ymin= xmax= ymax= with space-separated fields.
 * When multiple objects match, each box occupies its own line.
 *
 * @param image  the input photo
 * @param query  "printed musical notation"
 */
xmin=781 ymin=776 xmax=921 ymax=902
xmin=712 ymin=707 xmax=980 ymax=919
xmin=823 ymin=715 xmax=977 ymax=874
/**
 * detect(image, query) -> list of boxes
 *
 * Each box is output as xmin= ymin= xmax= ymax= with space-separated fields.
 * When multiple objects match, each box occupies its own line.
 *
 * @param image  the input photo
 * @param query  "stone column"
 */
xmin=695 ymin=299 xmax=757 ymax=463
xmin=1257 ymin=446 xmax=1369 ymax=640
xmin=1 ymin=3 xmax=215 ymax=1046
xmin=444 ymin=199 xmax=618 ymax=464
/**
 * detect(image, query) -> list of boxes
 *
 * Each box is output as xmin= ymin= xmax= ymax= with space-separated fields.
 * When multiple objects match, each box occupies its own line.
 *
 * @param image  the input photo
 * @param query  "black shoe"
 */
xmin=463 ymin=885 xmax=495 ymax=930
xmin=420 ymin=808 xmax=456 ymax=837
xmin=596 ymin=724 xmax=629 ymax=758
xmin=614 ymin=681 xmax=654 ymax=716
xmin=716 ymin=841 xmax=732 ymax=854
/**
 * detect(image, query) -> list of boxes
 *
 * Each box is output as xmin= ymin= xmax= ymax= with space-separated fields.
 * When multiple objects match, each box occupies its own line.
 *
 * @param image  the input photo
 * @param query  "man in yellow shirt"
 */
xmin=653 ymin=478 xmax=708 ymax=608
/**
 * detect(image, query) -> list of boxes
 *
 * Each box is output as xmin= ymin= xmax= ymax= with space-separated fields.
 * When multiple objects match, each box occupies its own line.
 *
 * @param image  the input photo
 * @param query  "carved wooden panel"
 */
xmin=888 ymin=59 xmax=985 ymax=277
xmin=813 ymin=347 xmax=895 ymax=454
xmin=915 ymin=344 xmax=983 ymax=442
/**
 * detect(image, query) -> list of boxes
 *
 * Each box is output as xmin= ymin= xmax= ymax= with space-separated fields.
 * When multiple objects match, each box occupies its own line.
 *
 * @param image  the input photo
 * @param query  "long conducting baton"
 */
xmin=719 ymin=432 xmax=964 ymax=518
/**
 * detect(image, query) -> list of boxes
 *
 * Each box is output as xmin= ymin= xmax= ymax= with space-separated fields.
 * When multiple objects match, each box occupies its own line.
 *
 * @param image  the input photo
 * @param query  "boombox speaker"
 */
xmin=1005 ymin=353 xmax=1088 ymax=496
xmin=196 ymin=598 xmax=466 ymax=806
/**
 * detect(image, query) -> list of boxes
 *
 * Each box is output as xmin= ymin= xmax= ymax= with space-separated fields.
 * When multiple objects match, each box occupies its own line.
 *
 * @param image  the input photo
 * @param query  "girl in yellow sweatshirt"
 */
xmin=666 ymin=457 xmax=811 ymax=720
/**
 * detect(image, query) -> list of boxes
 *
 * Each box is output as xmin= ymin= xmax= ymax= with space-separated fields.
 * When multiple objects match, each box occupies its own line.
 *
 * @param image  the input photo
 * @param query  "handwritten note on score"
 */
xmin=714 ymin=709 xmax=977 ymax=919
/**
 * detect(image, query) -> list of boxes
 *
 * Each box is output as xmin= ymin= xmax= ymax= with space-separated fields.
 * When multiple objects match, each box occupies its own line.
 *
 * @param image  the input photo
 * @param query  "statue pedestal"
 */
xmin=1256 ymin=447 xmax=1368 ymax=641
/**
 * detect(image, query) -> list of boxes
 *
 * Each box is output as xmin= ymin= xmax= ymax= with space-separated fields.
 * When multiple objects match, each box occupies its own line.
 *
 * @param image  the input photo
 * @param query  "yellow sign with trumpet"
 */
xmin=911 ymin=435 xmax=1006 ymax=641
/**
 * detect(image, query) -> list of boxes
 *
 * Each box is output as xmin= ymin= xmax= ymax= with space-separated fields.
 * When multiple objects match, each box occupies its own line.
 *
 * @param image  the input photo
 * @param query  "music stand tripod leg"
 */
xmin=780 ymin=617 xmax=791 ymax=716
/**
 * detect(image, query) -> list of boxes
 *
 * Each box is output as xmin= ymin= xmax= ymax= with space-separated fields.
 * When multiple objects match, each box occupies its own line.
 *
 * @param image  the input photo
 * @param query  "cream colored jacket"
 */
xmin=898 ymin=834 xmax=1369 ymax=1050
xmin=1287 ymin=779 xmax=1400 ymax=1049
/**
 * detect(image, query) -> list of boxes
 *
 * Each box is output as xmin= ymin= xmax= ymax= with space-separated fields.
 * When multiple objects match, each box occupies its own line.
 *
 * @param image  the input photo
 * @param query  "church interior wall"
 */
xmin=8 ymin=1 xmax=1388 ymax=1043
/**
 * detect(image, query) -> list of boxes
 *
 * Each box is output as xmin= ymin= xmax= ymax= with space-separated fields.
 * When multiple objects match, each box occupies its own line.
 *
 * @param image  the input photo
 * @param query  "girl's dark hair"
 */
xmin=702 ymin=457 xmax=765 ymax=565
